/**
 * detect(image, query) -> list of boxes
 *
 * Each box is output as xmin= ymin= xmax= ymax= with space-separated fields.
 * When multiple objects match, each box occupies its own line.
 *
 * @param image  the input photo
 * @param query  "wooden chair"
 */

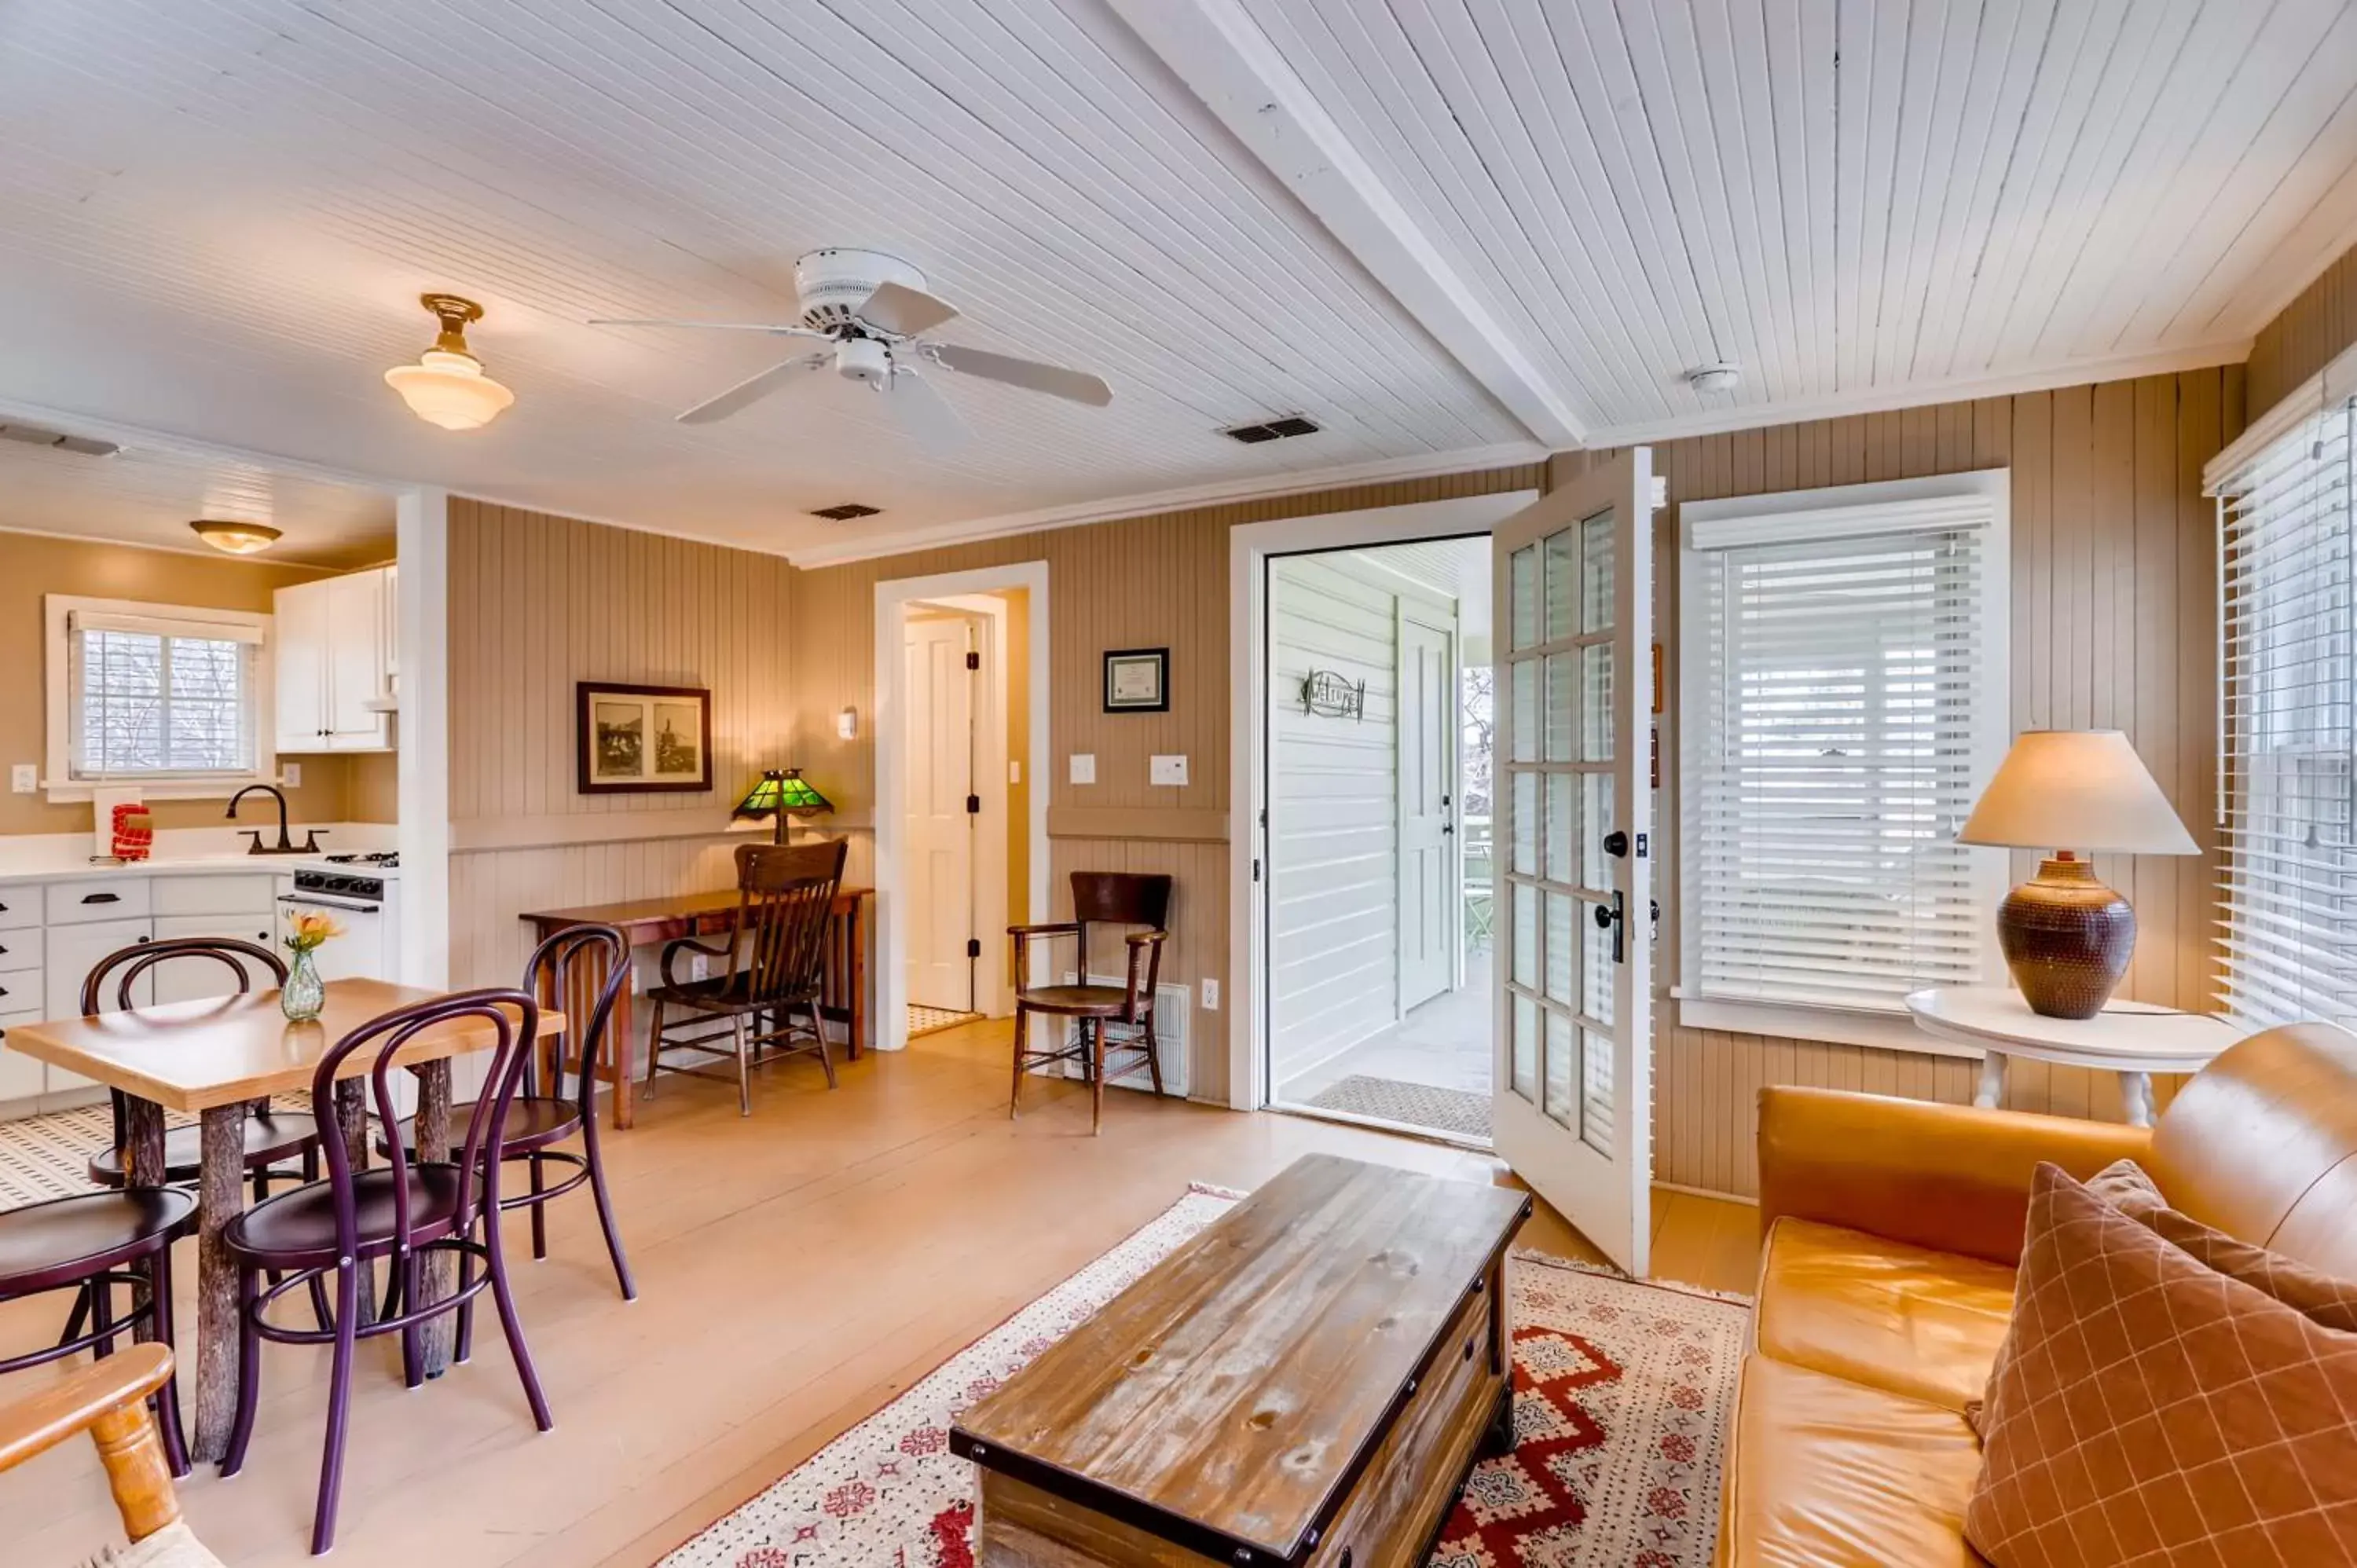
xmin=1009 ymin=873 xmax=1172 ymax=1134
xmin=644 ymin=840 xmax=849 ymax=1116
xmin=0 ymin=1344 xmax=222 ymax=1566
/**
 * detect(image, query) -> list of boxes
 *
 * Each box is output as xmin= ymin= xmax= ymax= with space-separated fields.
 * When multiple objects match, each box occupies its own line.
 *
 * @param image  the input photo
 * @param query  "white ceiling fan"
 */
xmin=591 ymin=248 xmax=1113 ymax=448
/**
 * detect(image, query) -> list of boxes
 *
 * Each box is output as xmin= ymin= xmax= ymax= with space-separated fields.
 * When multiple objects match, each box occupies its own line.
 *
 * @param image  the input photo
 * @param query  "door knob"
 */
xmin=1604 ymin=830 xmax=1629 ymax=859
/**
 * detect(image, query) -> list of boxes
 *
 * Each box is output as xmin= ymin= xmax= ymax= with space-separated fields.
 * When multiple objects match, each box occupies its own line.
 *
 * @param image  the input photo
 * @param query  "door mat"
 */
xmin=1304 ymin=1074 xmax=1493 ymax=1140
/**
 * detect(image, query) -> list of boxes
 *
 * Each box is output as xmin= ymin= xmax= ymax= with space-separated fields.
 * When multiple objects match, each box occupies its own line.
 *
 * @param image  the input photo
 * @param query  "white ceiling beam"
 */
xmin=1104 ymin=0 xmax=1589 ymax=448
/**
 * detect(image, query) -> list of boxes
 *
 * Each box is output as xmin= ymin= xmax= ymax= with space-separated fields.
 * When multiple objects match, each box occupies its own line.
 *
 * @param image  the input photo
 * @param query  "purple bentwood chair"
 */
xmin=379 ymin=924 xmax=636 ymax=1302
xmin=219 ymin=989 xmax=554 ymax=1555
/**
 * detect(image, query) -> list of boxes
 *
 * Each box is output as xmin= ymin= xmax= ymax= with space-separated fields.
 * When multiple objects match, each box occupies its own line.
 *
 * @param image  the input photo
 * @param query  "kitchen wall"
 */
xmin=0 ymin=530 xmax=360 ymax=836
xmin=349 ymin=752 xmax=398 ymax=823
xmin=442 ymin=499 xmax=795 ymax=991
xmin=787 ymin=466 xmax=1546 ymax=1105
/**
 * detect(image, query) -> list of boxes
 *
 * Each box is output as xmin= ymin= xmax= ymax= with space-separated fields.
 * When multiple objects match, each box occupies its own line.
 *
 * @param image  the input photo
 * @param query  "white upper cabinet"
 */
xmin=277 ymin=566 xmax=395 ymax=753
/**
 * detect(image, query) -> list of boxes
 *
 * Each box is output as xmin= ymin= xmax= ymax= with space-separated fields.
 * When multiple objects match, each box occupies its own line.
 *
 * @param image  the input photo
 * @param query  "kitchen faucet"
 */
xmin=226 ymin=783 xmax=324 ymax=855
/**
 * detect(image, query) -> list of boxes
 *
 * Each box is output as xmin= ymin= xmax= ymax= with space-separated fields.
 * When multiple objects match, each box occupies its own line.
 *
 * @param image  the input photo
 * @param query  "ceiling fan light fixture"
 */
xmin=1685 ymin=362 xmax=1741 ymax=395
xmin=189 ymin=518 xmax=282 ymax=555
xmin=385 ymin=294 xmax=515 ymax=430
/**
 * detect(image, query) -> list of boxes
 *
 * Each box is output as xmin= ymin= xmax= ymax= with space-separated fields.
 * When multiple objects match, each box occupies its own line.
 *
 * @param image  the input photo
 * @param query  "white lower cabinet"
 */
xmin=45 ymin=916 xmax=156 ymax=1094
xmin=0 ymin=1013 xmax=43 ymax=1100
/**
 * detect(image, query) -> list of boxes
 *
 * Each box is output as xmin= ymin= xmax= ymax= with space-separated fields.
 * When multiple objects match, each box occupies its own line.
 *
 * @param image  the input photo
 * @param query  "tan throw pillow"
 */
xmin=1965 ymin=1163 xmax=2357 ymax=1566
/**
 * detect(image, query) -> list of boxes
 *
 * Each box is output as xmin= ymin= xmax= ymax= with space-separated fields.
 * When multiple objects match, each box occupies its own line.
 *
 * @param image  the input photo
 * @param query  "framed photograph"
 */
xmin=1102 ymin=647 xmax=1169 ymax=713
xmin=576 ymin=682 xmax=713 ymax=794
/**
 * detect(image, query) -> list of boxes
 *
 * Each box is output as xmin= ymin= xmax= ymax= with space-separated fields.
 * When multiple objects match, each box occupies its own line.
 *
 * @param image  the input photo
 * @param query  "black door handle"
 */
xmin=1592 ymin=891 xmax=1626 ymax=963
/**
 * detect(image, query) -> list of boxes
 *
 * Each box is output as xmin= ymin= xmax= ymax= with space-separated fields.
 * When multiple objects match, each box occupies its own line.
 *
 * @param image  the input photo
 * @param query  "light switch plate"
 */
xmin=9 ymin=765 xmax=33 ymax=795
xmin=1009 ymin=759 xmax=1022 ymax=786
xmin=1069 ymin=753 xmax=1096 ymax=785
xmin=1150 ymin=753 xmax=1189 ymax=786
xmin=1201 ymin=978 xmax=1220 ymax=1010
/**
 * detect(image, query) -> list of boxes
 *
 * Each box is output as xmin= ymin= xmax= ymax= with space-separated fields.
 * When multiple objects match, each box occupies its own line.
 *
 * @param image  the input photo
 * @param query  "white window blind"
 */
xmin=1681 ymin=477 xmax=2007 ymax=1016
xmin=2216 ymin=398 xmax=2357 ymax=1029
xmin=68 ymin=610 xmax=258 ymax=779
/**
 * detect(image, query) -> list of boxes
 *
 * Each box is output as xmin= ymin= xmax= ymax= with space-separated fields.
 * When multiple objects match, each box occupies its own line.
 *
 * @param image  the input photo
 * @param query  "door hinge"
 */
xmin=966 ymin=793 xmax=981 ymax=814
xmin=966 ymin=938 xmax=982 ymax=960
xmin=965 ymin=650 xmax=980 ymax=671
xmin=1252 ymin=857 xmax=1262 ymax=883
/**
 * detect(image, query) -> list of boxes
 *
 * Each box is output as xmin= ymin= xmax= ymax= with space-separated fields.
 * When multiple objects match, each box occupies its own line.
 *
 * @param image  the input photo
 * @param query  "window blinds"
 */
xmin=1684 ymin=502 xmax=1999 ymax=1013
xmin=71 ymin=617 xmax=257 ymax=779
xmin=2216 ymin=398 xmax=2357 ymax=1030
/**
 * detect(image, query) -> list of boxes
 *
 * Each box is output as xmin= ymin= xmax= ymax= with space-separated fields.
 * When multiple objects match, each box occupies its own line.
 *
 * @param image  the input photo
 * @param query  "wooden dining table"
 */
xmin=5 ymin=979 xmax=563 ymax=1465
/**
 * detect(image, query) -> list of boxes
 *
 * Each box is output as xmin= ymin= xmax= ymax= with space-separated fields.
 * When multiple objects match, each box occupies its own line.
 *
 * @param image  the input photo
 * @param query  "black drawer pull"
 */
xmin=82 ymin=892 xmax=122 ymax=905
xmin=1463 ymin=1335 xmax=1477 ymax=1362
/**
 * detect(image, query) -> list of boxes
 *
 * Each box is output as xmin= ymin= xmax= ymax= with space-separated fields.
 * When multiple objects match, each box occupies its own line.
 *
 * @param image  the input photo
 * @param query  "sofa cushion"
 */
xmin=1717 ymin=1355 xmax=1986 ymax=1568
xmin=1966 ymin=1163 xmax=2357 ymax=1567
xmin=1754 ymin=1216 xmax=2018 ymax=1413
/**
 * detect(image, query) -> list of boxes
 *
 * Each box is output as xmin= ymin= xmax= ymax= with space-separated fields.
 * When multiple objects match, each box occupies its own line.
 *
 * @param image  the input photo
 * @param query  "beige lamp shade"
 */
xmin=1958 ymin=729 xmax=2198 ymax=855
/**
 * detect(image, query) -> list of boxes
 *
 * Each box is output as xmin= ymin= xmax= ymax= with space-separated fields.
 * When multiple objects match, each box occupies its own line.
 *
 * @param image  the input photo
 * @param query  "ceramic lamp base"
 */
xmin=1997 ymin=853 xmax=2135 ymax=1020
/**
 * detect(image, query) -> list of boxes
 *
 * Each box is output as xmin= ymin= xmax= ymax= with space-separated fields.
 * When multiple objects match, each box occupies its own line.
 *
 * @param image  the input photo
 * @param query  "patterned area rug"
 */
xmin=0 ymin=1104 xmax=125 ymax=1207
xmin=1304 ymin=1074 xmax=1494 ymax=1141
xmin=661 ymin=1185 xmax=1747 ymax=1568
xmin=907 ymin=1005 xmax=983 ymax=1040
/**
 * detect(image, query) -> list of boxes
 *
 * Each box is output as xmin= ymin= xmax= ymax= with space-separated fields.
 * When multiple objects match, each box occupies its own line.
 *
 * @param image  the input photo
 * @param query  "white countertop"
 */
xmin=0 ymin=823 xmax=398 ymax=887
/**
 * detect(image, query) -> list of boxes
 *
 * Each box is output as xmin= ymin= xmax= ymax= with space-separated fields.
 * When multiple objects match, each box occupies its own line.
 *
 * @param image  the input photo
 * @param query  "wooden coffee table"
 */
xmin=952 ymin=1154 xmax=1530 ymax=1567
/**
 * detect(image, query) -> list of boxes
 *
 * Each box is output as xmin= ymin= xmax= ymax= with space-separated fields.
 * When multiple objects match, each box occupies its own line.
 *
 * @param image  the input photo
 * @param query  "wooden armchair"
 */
xmin=1009 ymin=873 xmax=1172 ymax=1134
xmin=2 ymin=1343 xmax=222 ymax=1566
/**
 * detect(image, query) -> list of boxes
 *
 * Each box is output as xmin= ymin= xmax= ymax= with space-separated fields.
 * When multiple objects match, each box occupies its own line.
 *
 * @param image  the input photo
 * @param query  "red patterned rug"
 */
xmin=661 ymin=1185 xmax=1748 ymax=1568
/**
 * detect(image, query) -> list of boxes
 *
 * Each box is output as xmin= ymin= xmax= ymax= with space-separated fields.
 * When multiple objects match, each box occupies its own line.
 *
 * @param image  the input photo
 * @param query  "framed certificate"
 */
xmin=1102 ymin=647 xmax=1170 ymax=713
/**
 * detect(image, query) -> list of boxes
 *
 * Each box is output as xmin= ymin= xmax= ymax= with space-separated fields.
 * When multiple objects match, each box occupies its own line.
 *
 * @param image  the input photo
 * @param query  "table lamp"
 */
xmin=732 ymin=768 xmax=832 ymax=844
xmin=1957 ymin=730 xmax=2198 ymax=1019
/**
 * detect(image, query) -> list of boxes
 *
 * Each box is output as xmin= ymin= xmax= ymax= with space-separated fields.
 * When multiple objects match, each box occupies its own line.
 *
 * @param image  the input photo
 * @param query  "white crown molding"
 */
xmin=783 ymin=441 xmax=1552 ymax=567
xmin=1584 ymin=339 xmax=2253 ymax=449
xmin=0 ymin=392 xmax=406 ymax=493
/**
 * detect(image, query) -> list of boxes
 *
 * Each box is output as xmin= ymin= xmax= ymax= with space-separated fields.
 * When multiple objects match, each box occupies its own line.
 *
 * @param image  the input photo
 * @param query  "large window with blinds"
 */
xmin=2215 ymin=399 xmax=2356 ymax=1029
xmin=43 ymin=596 xmax=270 ymax=793
xmin=1677 ymin=472 xmax=2011 ymax=1040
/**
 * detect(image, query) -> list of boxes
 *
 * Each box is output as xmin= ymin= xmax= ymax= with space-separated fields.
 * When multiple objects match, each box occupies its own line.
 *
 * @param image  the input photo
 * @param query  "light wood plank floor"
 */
xmin=0 ymin=1018 xmax=1757 ymax=1567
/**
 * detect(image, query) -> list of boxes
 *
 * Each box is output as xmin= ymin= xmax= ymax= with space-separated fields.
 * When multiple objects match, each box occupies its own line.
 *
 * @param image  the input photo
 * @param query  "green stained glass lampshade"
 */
xmin=734 ymin=768 xmax=832 ymax=819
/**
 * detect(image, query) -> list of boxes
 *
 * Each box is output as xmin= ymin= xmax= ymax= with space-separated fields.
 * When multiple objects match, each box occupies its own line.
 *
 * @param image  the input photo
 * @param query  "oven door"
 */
xmin=277 ymin=892 xmax=388 ymax=983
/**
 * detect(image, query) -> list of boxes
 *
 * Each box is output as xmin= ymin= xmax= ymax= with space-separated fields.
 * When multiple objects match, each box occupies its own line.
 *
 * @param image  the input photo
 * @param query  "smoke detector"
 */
xmin=1686 ymin=363 xmax=1741 ymax=395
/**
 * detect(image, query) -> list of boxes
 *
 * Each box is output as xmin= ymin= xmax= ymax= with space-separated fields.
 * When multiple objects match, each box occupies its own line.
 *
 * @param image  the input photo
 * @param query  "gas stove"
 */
xmin=324 ymin=852 xmax=400 ymax=869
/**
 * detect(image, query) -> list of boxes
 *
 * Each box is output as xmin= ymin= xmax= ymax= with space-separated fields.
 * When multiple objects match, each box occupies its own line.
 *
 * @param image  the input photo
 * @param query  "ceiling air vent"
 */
xmin=0 ymin=421 xmax=119 ymax=457
xmin=1221 ymin=415 xmax=1321 ymax=445
xmin=808 ymin=502 xmax=881 ymax=522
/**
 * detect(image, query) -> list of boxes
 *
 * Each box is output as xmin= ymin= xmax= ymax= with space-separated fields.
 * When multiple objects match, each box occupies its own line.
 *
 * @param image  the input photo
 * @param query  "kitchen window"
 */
xmin=45 ymin=595 xmax=275 ymax=797
xmin=1676 ymin=471 xmax=2011 ymax=1048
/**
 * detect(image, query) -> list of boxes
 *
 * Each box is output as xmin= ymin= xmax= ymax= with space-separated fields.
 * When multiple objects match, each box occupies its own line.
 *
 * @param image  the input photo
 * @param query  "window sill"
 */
xmin=44 ymin=777 xmax=292 ymax=806
xmin=1672 ymin=993 xmax=1985 ymax=1062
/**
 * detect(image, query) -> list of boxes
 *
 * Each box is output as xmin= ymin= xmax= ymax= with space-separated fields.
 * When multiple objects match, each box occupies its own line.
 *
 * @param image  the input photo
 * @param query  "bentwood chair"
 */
xmin=1008 ymin=873 xmax=1172 ymax=1134
xmin=79 ymin=938 xmax=321 ymax=1199
xmin=644 ymin=840 xmax=849 ymax=1115
xmin=0 ymin=1188 xmax=196 ymax=1480
xmin=221 ymin=990 xmax=552 ymax=1555
xmin=0 ymin=1344 xmax=222 ymax=1566
xmin=381 ymin=924 xmax=636 ymax=1300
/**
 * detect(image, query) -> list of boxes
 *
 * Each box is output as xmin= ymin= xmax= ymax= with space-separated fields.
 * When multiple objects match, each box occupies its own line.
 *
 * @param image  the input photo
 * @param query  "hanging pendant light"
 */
xmin=384 ymin=293 xmax=515 ymax=430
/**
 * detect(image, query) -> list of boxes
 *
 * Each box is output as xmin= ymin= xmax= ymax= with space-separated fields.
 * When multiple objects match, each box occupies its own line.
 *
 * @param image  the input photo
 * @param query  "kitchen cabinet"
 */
xmin=45 ymin=916 xmax=157 ymax=1091
xmin=277 ymin=566 xmax=394 ymax=753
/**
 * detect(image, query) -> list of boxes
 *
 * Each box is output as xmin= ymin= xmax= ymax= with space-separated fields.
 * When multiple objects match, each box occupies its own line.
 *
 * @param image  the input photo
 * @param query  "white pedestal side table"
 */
xmin=1903 ymin=986 xmax=2244 ymax=1127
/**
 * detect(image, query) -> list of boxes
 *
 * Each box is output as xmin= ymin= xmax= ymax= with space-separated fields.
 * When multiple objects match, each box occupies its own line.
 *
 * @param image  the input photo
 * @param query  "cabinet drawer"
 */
xmin=0 ymin=928 xmax=40 ymax=976
xmin=0 ymin=889 xmax=38 ymax=931
xmin=152 ymin=874 xmax=276 ymax=919
xmin=0 ymin=971 xmax=37 ymax=1014
xmin=47 ymin=878 xmax=154 ymax=925
xmin=0 ymin=1012 xmax=44 ymax=1102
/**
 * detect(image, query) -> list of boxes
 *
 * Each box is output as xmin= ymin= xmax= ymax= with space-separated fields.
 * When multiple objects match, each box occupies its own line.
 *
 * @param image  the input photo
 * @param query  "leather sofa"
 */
xmin=1715 ymin=1023 xmax=2357 ymax=1565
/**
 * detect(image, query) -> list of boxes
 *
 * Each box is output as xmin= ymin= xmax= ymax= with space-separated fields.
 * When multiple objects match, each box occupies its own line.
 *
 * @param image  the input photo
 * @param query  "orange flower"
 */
xmin=285 ymin=911 xmax=344 ymax=952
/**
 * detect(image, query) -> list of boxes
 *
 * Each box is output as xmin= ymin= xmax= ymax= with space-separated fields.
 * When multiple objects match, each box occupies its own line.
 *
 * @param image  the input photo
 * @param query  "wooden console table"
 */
xmin=519 ymin=884 xmax=870 ymax=1130
xmin=952 ymin=1154 xmax=1530 ymax=1568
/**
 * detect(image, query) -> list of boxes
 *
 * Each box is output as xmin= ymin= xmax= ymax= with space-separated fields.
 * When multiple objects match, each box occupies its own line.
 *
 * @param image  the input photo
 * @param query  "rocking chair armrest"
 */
xmin=658 ymin=935 xmax=733 ymax=987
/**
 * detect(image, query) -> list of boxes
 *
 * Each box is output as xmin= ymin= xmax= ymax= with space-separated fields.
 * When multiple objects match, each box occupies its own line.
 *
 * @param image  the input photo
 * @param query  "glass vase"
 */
xmin=281 ymin=947 xmax=325 ymax=1023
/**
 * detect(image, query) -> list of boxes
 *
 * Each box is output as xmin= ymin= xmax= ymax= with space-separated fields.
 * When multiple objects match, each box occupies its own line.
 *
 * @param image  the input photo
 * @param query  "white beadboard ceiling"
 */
xmin=2 ymin=1 xmax=2354 ymax=561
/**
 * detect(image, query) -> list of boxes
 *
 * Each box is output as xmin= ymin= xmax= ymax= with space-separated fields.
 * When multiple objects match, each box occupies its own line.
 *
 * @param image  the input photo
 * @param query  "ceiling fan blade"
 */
xmin=856 ymin=280 xmax=960 ymax=338
xmin=888 ymin=367 xmax=969 ymax=452
xmin=592 ymin=317 xmax=828 ymax=339
xmin=675 ymin=354 xmax=827 ymax=424
xmin=929 ymin=344 xmax=1112 ymax=407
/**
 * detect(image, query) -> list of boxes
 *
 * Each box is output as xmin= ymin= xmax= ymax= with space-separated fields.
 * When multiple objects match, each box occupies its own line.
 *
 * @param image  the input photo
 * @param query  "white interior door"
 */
xmin=1491 ymin=451 xmax=1655 ymax=1275
xmin=1397 ymin=609 xmax=1457 ymax=1010
xmin=904 ymin=614 xmax=979 ymax=1013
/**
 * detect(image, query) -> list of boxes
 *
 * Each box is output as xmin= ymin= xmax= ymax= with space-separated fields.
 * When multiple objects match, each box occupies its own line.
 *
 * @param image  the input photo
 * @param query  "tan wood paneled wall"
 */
xmin=2248 ymin=239 xmax=2357 ymax=415
xmin=788 ymin=467 xmax=1545 ymax=1104
xmin=1559 ymin=367 xmax=2243 ymax=1196
xmin=445 ymin=499 xmax=794 ymax=988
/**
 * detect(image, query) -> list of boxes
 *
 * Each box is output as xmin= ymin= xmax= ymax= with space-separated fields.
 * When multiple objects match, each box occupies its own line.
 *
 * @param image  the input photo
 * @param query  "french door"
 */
xmin=1490 ymin=450 xmax=1655 ymax=1275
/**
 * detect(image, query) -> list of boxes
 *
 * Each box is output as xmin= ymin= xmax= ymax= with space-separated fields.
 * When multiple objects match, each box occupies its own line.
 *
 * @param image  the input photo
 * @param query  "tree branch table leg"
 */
xmin=332 ymin=1080 xmax=378 ymax=1333
xmin=191 ymin=1105 xmax=246 ymax=1465
xmin=412 ymin=1061 xmax=456 ymax=1376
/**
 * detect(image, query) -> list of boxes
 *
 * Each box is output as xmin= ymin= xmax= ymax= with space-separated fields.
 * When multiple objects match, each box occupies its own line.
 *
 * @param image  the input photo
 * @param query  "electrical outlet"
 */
xmin=1201 ymin=978 xmax=1219 ymax=1011
xmin=282 ymin=762 xmax=302 ymax=789
xmin=1150 ymin=754 xmax=1189 ymax=786
xmin=1008 ymin=759 xmax=1022 ymax=786
xmin=9 ymin=765 xmax=33 ymax=795
xmin=1069 ymin=753 xmax=1096 ymax=785
xmin=690 ymin=953 xmax=710 ymax=982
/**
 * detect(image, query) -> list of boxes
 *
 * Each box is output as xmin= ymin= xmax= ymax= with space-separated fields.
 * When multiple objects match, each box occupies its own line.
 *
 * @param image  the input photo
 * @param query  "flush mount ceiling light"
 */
xmin=384 ymin=293 xmax=515 ymax=430
xmin=1685 ymin=362 xmax=1742 ymax=395
xmin=188 ymin=518 xmax=282 ymax=555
